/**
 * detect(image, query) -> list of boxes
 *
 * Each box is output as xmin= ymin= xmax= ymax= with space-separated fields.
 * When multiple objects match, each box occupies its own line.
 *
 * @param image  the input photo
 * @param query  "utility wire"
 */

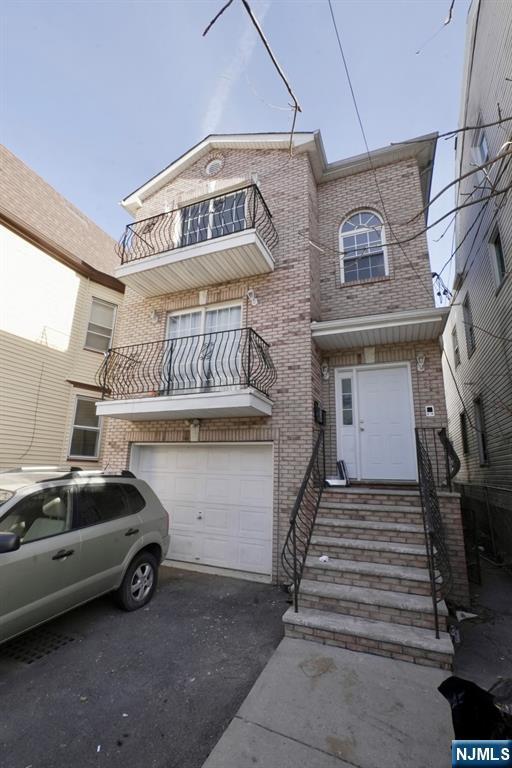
xmin=392 ymin=115 xmax=512 ymax=146
xmin=203 ymin=0 xmax=302 ymax=155
xmin=326 ymin=0 xmax=434 ymax=302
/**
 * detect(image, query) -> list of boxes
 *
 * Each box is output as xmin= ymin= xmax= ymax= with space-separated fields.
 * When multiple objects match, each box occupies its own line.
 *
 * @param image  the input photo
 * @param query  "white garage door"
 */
xmin=130 ymin=443 xmax=273 ymax=575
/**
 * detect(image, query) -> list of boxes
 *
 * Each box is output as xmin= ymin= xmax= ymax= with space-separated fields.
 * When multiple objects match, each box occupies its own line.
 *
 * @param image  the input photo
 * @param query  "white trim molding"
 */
xmin=96 ymin=388 xmax=273 ymax=421
xmin=311 ymin=307 xmax=449 ymax=350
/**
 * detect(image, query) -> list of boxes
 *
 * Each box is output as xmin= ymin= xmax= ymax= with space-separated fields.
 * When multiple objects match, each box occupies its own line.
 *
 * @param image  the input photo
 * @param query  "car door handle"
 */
xmin=52 ymin=549 xmax=74 ymax=561
xmin=125 ymin=528 xmax=139 ymax=537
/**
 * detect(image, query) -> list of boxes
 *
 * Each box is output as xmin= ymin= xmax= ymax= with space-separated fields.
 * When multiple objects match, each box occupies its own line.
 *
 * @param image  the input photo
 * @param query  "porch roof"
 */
xmin=311 ymin=307 xmax=449 ymax=350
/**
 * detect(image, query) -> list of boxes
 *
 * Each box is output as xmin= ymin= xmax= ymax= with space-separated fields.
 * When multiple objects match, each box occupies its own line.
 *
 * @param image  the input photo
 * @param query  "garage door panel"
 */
xmin=239 ymin=508 xmax=272 ymax=539
xmin=240 ymin=477 xmax=273 ymax=505
xmin=171 ymin=503 xmax=201 ymax=528
xmin=131 ymin=443 xmax=273 ymax=575
xmin=170 ymin=532 xmax=200 ymax=561
xmin=202 ymin=505 xmax=237 ymax=535
xmin=176 ymin=446 xmax=208 ymax=471
xmin=239 ymin=541 xmax=271 ymax=572
xmin=174 ymin=475 xmax=204 ymax=501
xmin=204 ymin=476 xmax=239 ymax=504
xmin=236 ymin=447 xmax=272 ymax=474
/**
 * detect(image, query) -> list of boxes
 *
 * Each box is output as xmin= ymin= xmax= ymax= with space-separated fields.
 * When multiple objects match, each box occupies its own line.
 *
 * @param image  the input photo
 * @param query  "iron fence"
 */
xmin=281 ymin=430 xmax=326 ymax=611
xmin=117 ymin=184 xmax=278 ymax=265
xmin=96 ymin=327 xmax=277 ymax=399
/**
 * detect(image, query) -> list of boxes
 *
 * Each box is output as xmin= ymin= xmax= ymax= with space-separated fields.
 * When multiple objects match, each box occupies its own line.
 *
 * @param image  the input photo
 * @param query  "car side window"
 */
xmin=123 ymin=484 xmax=146 ymax=515
xmin=75 ymin=484 xmax=134 ymax=528
xmin=0 ymin=486 xmax=73 ymax=544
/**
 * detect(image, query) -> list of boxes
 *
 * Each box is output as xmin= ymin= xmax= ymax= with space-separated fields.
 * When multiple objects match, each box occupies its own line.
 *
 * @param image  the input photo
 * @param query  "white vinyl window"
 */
xmin=340 ymin=211 xmax=387 ymax=283
xmin=490 ymin=229 xmax=507 ymax=286
xmin=163 ymin=305 xmax=242 ymax=392
xmin=69 ymin=397 xmax=101 ymax=459
xmin=180 ymin=191 xmax=246 ymax=247
xmin=472 ymin=126 xmax=489 ymax=167
xmin=85 ymin=298 xmax=117 ymax=352
xmin=463 ymin=294 xmax=476 ymax=356
xmin=451 ymin=325 xmax=461 ymax=368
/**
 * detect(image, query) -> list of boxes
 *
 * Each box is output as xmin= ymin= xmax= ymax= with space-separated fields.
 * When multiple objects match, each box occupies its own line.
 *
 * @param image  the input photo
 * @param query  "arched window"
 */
xmin=340 ymin=211 xmax=387 ymax=283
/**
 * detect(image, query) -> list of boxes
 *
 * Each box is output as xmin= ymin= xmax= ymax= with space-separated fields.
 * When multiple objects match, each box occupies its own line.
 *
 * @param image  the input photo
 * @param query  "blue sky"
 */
xmin=2 ymin=0 xmax=470 ymax=286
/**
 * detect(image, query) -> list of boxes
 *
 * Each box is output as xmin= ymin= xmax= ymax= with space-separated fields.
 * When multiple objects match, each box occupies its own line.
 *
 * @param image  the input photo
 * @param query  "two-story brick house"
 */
xmin=97 ymin=131 xmax=468 ymax=668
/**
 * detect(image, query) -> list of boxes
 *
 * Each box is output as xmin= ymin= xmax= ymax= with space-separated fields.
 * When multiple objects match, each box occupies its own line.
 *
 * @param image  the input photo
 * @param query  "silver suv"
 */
xmin=0 ymin=467 xmax=170 ymax=645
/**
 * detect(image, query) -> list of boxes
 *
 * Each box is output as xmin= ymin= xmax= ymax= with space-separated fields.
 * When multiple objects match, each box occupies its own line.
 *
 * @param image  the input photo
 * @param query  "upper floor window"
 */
xmin=490 ymin=228 xmax=507 ymax=286
xmin=473 ymin=397 xmax=489 ymax=465
xmin=472 ymin=126 xmax=489 ymax=167
xmin=340 ymin=211 xmax=387 ymax=284
xmin=180 ymin=190 xmax=246 ymax=247
xmin=451 ymin=325 xmax=461 ymax=367
xmin=463 ymin=294 xmax=476 ymax=356
xmin=459 ymin=412 xmax=469 ymax=455
xmin=85 ymin=298 xmax=117 ymax=353
xmin=69 ymin=396 xmax=101 ymax=459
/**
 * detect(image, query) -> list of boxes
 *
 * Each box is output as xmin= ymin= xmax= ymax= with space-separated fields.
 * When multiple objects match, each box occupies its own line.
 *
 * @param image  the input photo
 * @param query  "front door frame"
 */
xmin=335 ymin=361 xmax=417 ymax=481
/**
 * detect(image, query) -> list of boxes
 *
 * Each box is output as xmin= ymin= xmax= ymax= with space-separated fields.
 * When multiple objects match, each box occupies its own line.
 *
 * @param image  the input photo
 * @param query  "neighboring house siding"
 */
xmin=0 ymin=226 xmax=122 ymax=469
xmin=443 ymin=0 xmax=512 ymax=488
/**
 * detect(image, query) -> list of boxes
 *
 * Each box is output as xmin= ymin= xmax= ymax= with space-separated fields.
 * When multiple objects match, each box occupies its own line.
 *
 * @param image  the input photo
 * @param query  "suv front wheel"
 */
xmin=115 ymin=551 xmax=158 ymax=611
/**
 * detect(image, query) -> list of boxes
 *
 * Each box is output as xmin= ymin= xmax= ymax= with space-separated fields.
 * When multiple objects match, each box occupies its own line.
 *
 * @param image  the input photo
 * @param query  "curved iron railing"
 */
xmin=415 ymin=427 xmax=461 ymax=491
xmin=415 ymin=428 xmax=455 ymax=638
xmin=117 ymin=184 xmax=278 ymax=265
xmin=96 ymin=327 xmax=276 ymax=400
xmin=281 ymin=430 xmax=326 ymax=611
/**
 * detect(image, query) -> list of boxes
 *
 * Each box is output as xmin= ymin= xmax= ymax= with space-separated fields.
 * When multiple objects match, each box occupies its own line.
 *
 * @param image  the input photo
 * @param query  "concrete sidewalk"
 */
xmin=202 ymin=638 xmax=453 ymax=768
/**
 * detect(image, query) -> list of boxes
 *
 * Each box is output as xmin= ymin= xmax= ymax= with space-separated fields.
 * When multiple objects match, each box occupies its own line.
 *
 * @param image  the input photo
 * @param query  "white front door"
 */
xmin=336 ymin=365 xmax=416 ymax=481
xmin=130 ymin=443 xmax=273 ymax=575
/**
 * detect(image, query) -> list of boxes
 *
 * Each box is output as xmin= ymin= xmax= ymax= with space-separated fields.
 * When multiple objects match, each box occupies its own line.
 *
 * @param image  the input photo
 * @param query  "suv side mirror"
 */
xmin=0 ymin=532 xmax=21 ymax=553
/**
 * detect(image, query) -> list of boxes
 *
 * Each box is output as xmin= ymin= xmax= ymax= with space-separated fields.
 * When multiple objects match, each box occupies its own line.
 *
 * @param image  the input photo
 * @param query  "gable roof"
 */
xmin=121 ymin=130 xmax=437 ymax=216
xmin=0 ymin=144 xmax=122 ymax=288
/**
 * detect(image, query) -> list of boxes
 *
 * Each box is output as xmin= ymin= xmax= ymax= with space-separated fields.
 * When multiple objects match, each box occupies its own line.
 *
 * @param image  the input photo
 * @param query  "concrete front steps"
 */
xmin=283 ymin=607 xmax=454 ymax=670
xmin=283 ymin=487 xmax=454 ymax=669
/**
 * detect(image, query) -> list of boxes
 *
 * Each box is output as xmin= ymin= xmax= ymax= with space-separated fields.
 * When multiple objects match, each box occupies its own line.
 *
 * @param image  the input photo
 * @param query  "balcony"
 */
xmin=115 ymin=185 xmax=278 ymax=297
xmin=95 ymin=328 xmax=277 ymax=421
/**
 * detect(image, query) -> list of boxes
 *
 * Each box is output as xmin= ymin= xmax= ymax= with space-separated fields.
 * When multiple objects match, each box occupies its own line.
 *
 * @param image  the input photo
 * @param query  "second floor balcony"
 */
xmin=115 ymin=185 xmax=278 ymax=297
xmin=95 ymin=327 xmax=277 ymax=421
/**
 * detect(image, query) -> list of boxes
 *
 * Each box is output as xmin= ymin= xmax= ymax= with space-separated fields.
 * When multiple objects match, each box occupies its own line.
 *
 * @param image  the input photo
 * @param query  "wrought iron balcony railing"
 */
xmin=117 ymin=184 xmax=278 ymax=265
xmin=96 ymin=328 xmax=277 ymax=400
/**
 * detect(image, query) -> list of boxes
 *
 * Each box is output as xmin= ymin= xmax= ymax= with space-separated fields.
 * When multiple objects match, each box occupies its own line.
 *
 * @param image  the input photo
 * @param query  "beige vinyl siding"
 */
xmin=0 ymin=230 xmax=123 ymax=470
xmin=67 ymin=281 xmax=121 ymax=386
xmin=443 ymin=0 xmax=512 ymax=487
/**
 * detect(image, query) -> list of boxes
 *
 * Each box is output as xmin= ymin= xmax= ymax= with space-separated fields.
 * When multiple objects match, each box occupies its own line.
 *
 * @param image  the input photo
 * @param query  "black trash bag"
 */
xmin=439 ymin=676 xmax=512 ymax=739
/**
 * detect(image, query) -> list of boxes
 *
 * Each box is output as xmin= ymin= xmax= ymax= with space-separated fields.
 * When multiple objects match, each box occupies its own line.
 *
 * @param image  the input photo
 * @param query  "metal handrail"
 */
xmin=415 ymin=426 xmax=461 ymax=490
xmin=415 ymin=428 xmax=454 ymax=638
xmin=281 ymin=430 xmax=326 ymax=611
xmin=117 ymin=184 xmax=278 ymax=265
xmin=96 ymin=327 xmax=277 ymax=400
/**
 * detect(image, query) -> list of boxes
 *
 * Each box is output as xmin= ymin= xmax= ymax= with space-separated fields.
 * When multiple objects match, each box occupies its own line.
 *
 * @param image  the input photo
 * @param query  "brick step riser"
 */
xmin=299 ymin=595 xmax=442 ymax=631
xmin=319 ymin=510 xmax=423 ymax=525
xmin=321 ymin=494 xmax=421 ymax=508
xmin=284 ymin=625 xmax=452 ymax=670
xmin=315 ymin=525 xmax=425 ymax=546
xmin=309 ymin=544 xmax=428 ymax=568
xmin=302 ymin=568 xmax=432 ymax=596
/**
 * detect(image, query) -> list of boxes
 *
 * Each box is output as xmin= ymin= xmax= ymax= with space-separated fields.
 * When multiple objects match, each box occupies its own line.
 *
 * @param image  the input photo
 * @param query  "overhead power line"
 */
xmin=203 ymin=0 xmax=302 ymax=154
xmin=326 ymin=0 xmax=434 ymax=302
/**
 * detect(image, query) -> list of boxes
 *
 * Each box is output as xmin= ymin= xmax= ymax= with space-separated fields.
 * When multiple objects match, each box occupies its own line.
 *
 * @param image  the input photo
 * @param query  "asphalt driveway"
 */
xmin=0 ymin=566 xmax=287 ymax=768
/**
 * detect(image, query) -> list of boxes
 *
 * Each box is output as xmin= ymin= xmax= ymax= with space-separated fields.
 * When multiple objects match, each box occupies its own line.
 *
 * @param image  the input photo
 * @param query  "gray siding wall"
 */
xmin=442 ymin=0 xmax=512 ymax=487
